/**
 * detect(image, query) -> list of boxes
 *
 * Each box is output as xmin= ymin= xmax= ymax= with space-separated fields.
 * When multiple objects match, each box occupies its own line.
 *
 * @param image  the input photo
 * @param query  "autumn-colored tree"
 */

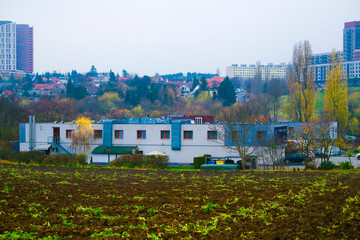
xmin=287 ymin=41 xmax=316 ymax=122
xmin=98 ymin=92 xmax=122 ymax=114
xmin=109 ymin=109 xmax=132 ymax=119
xmin=71 ymin=116 xmax=94 ymax=154
xmin=348 ymin=117 xmax=359 ymax=135
xmin=131 ymin=105 xmax=144 ymax=117
xmin=159 ymin=86 xmax=175 ymax=106
xmin=324 ymin=51 xmax=350 ymax=129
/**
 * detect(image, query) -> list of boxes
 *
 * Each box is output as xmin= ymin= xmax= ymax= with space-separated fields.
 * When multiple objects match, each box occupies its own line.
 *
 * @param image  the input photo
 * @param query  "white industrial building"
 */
xmin=18 ymin=115 xmax=336 ymax=165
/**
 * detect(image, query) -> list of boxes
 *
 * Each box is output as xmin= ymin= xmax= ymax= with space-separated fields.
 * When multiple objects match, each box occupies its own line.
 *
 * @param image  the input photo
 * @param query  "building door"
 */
xmin=53 ymin=127 xmax=60 ymax=143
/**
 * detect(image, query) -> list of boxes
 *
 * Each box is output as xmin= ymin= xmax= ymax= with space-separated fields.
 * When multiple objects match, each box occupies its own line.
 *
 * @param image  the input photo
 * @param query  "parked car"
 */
xmin=312 ymin=149 xmax=329 ymax=158
xmin=355 ymin=153 xmax=360 ymax=160
xmin=284 ymin=153 xmax=313 ymax=164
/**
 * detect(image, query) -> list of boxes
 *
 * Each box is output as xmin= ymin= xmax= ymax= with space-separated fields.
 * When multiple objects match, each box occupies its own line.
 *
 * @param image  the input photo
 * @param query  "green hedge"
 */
xmin=44 ymin=153 xmax=87 ymax=167
xmin=0 ymin=151 xmax=87 ymax=167
xmin=0 ymin=150 xmax=45 ymax=164
xmin=109 ymin=154 xmax=169 ymax=169
xmin=193 ymin=154 xmax=211 ymax=169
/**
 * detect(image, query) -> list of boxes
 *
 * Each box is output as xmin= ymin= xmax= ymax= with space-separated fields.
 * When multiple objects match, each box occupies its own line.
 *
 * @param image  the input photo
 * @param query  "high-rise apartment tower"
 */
xmin=343 ymin=21 xmax=360 ymax=61
xmin=0 ymin=20 xmax=33 ymax=73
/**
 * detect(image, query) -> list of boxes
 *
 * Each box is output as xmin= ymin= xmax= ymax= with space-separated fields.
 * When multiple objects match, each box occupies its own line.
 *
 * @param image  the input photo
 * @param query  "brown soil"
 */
xmin=0 ymin=164 xmax=359 ymax=239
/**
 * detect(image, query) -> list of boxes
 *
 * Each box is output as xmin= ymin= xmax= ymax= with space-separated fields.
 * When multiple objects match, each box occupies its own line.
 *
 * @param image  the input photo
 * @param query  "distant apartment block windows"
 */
xmin=94 ymin=130 xmax=103 ymax=139
xmin=66 ymin=130 xmax=73 ymax=138
xmin=207 ymin=131 xmax=217 ymax=140
xmin=184 ymin=131 xmax=193 ymax=140
xmin=115 ymin=130 xmax=124 ymax=139
xmin=137 ymin=130 xmax=146 ymax=139
xmin=161 ymin=130 xmax=170 ymax=139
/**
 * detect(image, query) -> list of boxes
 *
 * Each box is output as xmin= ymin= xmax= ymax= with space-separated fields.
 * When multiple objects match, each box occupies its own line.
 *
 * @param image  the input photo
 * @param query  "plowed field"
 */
xmin=0 ymin=164 xmax=359 ymax=239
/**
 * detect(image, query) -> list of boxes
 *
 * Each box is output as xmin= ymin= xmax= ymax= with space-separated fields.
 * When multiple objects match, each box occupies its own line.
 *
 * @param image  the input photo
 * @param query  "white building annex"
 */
xmin=18 ymin=115 xmax=337 ymax=165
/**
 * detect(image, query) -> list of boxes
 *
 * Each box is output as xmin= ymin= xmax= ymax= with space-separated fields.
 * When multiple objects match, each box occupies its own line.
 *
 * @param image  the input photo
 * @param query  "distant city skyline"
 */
xmin=1 ymin=0 xmax=360 ymax=76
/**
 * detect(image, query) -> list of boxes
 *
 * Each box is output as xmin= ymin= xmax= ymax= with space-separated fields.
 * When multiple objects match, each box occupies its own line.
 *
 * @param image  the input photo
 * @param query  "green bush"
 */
xmin=339 ymin=161 xmax=354 ymax=170
xmin=318 ymin=161 xmax=336 ymax=170
xmin=75 ymin=153 xmax=87 ymax=165
xmin=193 ymin=154 xmax=211 ymax=169
xmin=109 ymin=154 xmax=168 ymax=169
xmin=146 ymin=155 xmax=168 ymax=169
xmin=44 ymin=154 xmax=87 ymax=167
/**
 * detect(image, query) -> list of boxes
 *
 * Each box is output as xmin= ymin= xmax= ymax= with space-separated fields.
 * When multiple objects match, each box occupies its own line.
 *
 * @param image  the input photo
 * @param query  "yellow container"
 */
xmin=216 ymin=160 xmax=224 ymax=165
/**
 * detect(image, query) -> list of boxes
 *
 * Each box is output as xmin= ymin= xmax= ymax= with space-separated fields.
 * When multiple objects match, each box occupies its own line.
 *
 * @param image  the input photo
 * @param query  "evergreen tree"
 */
xmin=122 ymin=69 xmax=128 ymax=78
xmin=191 ymin=77 xmax=199 ymax=92
xmin=36 ymin=74 xmax=44 ymax=84
xmin=86 ymin=65 xmax=98 ymax=77
xmin=71 ymin=70 xmax=79 ymax=80
xmin=199 ymin=76 xmax=208 ymax=91
xmin=66 ymin=78 xmax=74 ymax=98
xmin=217 ymin=77 xmax=236 ymax=106
xmin=73 ymin=85 xmax=88 ymax=100
xmin=109 ymin=70 xmax=116 ymax=82
xmin=22 ymin=74 xmax=33 ymax=90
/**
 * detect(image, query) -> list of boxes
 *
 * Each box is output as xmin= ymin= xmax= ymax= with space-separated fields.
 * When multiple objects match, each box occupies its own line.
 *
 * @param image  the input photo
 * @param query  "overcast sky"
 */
xmin=1 ymin=0 xmax=360 ymax=76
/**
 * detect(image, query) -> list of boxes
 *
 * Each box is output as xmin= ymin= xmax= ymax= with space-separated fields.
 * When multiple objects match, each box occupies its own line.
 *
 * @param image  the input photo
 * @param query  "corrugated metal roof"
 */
xmin=91 ymin=146 xmax=135 ymax=154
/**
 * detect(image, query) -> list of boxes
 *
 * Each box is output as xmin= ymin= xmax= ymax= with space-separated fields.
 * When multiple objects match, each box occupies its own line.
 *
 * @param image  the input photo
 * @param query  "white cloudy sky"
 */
xmin=1 ymin=0 xmax=360 ymax=76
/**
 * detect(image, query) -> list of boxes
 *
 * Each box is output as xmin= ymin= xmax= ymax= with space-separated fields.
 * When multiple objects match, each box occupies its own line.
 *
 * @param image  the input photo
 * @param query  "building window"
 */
xmin=184 ymin=131 xmax=193 ymax=140
xmin=288 ymin=127 xmax=294 ymax=140
xmin=137 ymin=130 xmax=146 ymax=139
xmin=115 ymin=130 xmax=124 ymax=139
xmin=257 ymin=131 xmax=266 ymax=141
xmin=207 ymin=131 xmax=217 ymax=140
xmin=94 ymin=130 xmax=103 ymax=139
xmin=195 ymin=117 xmax=202 ymax=124
xmin=66 ymin=130 xmax=72 ymax=138
xmin=232 ymin=131 xmax=240 ymax=140
xmin=161 ymin=130 xmax=170 ymax=139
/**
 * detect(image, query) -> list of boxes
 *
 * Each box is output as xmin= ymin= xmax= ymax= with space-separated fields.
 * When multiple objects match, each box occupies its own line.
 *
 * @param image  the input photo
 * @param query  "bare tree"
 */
xmin=216 ymin=104 xmax=257 ymax=170
xmin=258 ymin=138 xmax=286 ymax=170
xmin=251 ymin=61 xmax=262 ymax=96
xmin=288 ymin=41 xmax=316 ymax=122
xmin=268 ymin=78 xmax=284 ymax=121
xmin=291 ymin=123 xmax=318 ymax=168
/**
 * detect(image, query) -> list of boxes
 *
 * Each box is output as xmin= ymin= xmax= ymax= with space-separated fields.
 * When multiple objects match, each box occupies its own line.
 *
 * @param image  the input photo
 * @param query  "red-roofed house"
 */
xmin=0 ymin=90 xmax=15 ymax=101
xmin=32 ymin=83 xmax=65 ymax=97
xmin=206 ymin=76 xmax=224 ymax=89
xmin=34 ymin=84 xmax=55 ymax=90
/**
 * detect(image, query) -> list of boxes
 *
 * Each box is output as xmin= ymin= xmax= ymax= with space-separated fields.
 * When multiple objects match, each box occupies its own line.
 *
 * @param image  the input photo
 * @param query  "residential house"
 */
xmin=0 ymin=89 xmax=15 ymax=101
